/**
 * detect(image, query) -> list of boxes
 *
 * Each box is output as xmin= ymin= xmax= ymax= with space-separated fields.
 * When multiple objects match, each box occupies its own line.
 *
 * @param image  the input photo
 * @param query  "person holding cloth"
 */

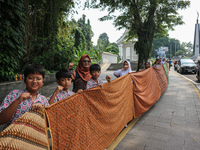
xmin=0 ymin=64 xmax=49 ymax=129
xmin=113 ymin=60 xmax=132 ymax=77
xmin=49 ymin=69 xmax=74 ymax=105
xmin=68 ymin=54 xmax=92 ymax=93
xmin=86 ymin=64 xmax=111 ymax=89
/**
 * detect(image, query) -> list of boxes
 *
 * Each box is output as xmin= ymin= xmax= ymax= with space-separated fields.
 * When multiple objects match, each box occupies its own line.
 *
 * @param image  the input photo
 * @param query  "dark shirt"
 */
xmin=72 ymin=71 xmax=87 ymax=93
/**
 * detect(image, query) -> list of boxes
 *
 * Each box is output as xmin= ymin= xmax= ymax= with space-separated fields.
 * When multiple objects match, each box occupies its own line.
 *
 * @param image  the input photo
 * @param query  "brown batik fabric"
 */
xmin=45 ymin=75 xmax=134 ymax=150
xmin=0 ymin=107 xmax=50 ymax=150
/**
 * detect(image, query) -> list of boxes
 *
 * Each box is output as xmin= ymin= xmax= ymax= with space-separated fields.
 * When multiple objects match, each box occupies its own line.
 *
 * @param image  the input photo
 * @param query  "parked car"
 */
xmin=177 ymin=59 xmax=196 ymax=74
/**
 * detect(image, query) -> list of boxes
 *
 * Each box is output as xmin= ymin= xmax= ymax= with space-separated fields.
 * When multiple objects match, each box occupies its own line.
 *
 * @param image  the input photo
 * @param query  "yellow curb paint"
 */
xmin=173 ymin=71 xmax=200 ymax=100
xmin=101 ymin=63 xmax=108 ymax=71
xmin=106 ymin=118 xmax=140 ymax=150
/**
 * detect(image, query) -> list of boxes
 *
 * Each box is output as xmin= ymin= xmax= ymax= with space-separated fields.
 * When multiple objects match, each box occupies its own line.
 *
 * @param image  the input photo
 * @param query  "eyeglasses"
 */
xmin=27 ymin=77 xmax=43 ymax=82
xmin=83 ymin=60 xmax=91 ymax=63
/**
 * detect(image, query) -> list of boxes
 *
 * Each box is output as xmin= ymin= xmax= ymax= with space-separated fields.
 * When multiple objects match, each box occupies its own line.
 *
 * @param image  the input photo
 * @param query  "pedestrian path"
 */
xmin=110 ymin=70 xmax=200 ymax=150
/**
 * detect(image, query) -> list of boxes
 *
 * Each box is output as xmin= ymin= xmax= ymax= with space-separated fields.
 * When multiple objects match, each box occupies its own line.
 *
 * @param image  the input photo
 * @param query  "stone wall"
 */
xmin=101 ymin=52 xmax=118 ymax=64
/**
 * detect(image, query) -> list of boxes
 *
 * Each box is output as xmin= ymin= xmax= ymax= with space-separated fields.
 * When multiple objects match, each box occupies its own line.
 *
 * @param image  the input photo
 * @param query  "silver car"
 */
xmin=177 ymin=59 xmax=196 ymax=74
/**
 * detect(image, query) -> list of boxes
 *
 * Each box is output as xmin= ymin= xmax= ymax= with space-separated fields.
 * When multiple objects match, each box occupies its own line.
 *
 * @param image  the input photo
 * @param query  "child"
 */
xmin=49 ymin=69 xmax=74 ymax=104
xmin=0 ymin=64 xmax=49 ymax=128
xmin=86 ymin=64 xmax=111 ymax=89
xmin=113 ymin=60 xmax=132 ymax=77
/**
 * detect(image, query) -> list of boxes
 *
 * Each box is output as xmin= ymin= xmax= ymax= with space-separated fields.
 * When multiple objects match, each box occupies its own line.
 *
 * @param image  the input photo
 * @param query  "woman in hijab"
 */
xmin=70 ymin=54 xmax=92 ymax=93
xmin=113 ymin=60 xmax=132 ymax=77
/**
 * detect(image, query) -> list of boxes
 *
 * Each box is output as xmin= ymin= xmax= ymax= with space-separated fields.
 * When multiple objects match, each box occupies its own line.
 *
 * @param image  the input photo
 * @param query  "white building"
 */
xmin=116 ymin=30 xmax=138 ymax=62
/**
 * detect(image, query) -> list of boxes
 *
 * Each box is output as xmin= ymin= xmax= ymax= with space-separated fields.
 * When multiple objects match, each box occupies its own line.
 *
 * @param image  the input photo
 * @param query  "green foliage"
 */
xmin=88 ymin=0 xmax=190 ymax=70
xmin=97 ymin=33 xmax=110 ymax=52
xmin=77 ymin=14 xmax=94 ymax=50
xmin=176 ymin=50 xmax=185 ymax=56
xmin=0 ymin=0 xmax=26 ymax=81
xmin=23 ymin=0 xmax=76 ymax=71
xmin=0 ymin=0 xmax=102 ymax=82
xmin=72 ymin=46 xmax=101 ymax=68
xmin=166 ymin=54 xmax=173 ymax=59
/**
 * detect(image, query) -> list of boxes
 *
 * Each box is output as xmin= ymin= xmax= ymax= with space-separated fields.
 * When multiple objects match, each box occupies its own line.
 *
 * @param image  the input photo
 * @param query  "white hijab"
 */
xmin=120 ymin=60 xmax=132 ymax=76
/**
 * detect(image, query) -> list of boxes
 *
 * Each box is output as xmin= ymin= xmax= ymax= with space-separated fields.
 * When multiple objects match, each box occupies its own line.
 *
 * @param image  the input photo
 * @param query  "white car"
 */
xmin=177 ymin=59 xmax=196 ymax=74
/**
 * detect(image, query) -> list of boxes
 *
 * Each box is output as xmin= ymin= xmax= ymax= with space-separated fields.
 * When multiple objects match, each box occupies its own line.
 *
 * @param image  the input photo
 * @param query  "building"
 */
xmin=116 ymin=30 xmax=138 ymax=62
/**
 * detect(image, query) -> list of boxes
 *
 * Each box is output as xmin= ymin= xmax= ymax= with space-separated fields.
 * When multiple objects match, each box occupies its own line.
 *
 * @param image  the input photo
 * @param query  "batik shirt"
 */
xmin=50 ymin=90 xmax=74 ymax=103
xmin=86 ymin=78 xmax=103 ymax=89
xmin=0 ymin=89 xmax=49 ymax=128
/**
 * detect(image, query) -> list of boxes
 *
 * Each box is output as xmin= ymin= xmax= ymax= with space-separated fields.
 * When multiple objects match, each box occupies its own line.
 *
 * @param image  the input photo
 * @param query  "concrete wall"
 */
xmin=101 ymin=52 xmax=117 ymax=64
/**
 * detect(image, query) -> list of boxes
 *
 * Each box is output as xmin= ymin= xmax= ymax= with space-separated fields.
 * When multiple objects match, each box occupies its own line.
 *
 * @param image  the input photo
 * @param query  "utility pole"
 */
xmin=170 ymin=43 xmax=172 ymax=59
xmin=175 ymin=40 xmax=176 ymax=57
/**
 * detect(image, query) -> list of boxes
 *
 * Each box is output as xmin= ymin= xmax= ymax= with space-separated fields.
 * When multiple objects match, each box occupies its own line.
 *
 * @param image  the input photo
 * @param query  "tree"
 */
xmin=152 ymin=35 xmax=170 ymax=57
xmin=88 ymin=0 xmax=190 ymax=70
xmin=181 ymin=42 xmax=193 ymax=54
xmin=23 ymin=0 xmax=76 ymax=70
xmin=0 ymin=0 xmax=26 ymax=81
xmin=77 ymin=14 xmax=94 ymax=51
xmin=97 ymin=33 xmax=110 ymax=52
xmin=176 ymin=50 xmax=185 ymax=56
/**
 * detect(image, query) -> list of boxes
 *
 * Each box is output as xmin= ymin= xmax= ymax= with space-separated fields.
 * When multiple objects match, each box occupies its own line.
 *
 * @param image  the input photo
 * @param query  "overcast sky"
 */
xmin=73 ymin=0 xmax=199 ymax=45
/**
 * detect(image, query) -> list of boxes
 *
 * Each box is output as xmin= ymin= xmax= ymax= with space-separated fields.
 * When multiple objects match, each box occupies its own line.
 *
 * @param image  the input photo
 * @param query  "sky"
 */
xmin=72 ymin=0 xmax=199 ymax=45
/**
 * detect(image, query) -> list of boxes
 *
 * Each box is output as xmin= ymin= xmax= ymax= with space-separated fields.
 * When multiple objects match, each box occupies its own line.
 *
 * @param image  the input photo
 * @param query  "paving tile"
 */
xmin=128 ymin=129 xmax=152 ymax=138
xmin=120 ymin=134 xmax=149 ymax=145
xmin=171 ymin=118 xmax=185 ymax=126
xmin=152 ymin=126 xmax=169 ymax=135
xmin=150 ymin=132 xmax=168 ymax=141
xmin=168 ymin=124 xmax=185 ymax=137
xmin=146 ymin=139 xmax=166 ymax=149
xmin=133 ymin=124 xmax=155 ymax=132
xmin=184 ymin=138 xmax=200 ymax=149
xmin=155 ymin=122 xmax=171 ymax=128
xmin=183 ymin=146 xmax=200 ymax=150
xmin=157 ymin=117 xmax=172 ymax=124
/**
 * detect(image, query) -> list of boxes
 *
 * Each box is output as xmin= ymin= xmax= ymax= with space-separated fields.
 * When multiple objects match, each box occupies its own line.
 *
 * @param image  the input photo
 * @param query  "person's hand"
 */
xmin=121 ymin=68 xmax=124 ymax=71
xmin=55 ymin=85 xmax=64 ymax=94
xmin=67 ymin=62 xmax=74 ymax=70
xmin=31 ymin=103 xmax=42 ymax=110
xmin=71 ymin=70 xmax=76 ymax=80
xmin=77 ymin=89 xmax=83 ymax=94
xmin=99 ymin=83 xmax=103 ymax=87
xmin=106 ymin=75 xmax=111 ymax=82
xmin=16 ymin=92 xmax=32 ymax=104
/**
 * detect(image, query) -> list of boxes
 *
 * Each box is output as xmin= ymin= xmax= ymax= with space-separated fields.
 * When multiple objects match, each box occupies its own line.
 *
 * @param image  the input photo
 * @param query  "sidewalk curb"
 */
xmin=173 ymin=71 xmax=200 ymax=92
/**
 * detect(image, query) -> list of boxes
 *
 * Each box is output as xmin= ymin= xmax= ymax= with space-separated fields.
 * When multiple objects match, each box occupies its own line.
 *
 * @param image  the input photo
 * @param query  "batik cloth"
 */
xmin=45 ymin=75 xmax=134 ymax=150
xmin=0 ymin=107 xmax=50 ymax=150
xmin=0 ymin=89 xmax=49 ymax=128
xmin=86 ymin=78 xmax=103 ymax=89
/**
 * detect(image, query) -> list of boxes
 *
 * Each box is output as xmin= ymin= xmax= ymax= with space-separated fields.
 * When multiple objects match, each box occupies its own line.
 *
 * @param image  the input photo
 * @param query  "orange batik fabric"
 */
xmin=130 ymin=67 xmax=162 ymax=118
xmin=0 ymin=107 xmax=50 ymax=150
xmin=153 ymin=65 xmax=168 ymax=93
xmin=45 ymin=74 xmax=134 ymax=150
